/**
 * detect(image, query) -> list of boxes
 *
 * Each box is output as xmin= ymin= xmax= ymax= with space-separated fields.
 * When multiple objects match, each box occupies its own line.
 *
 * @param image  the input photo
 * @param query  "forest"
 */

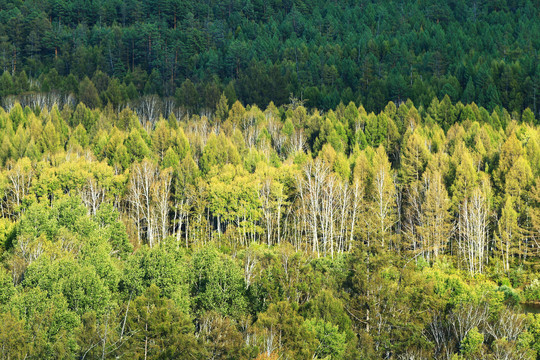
xmin=0 ymin=0 xmax=540 ymax=359
xmin=0 ymin=0 xmax=539 ymax=114
xmin=0 ymin=94 xmax=538 ymax=359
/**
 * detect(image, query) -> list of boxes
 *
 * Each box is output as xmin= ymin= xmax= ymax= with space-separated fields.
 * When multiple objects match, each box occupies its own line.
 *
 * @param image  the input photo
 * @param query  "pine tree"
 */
xmin=79 ymin=77 xmax=102 ymax=109
xmin=462 ymin=77 xmax=476 ymax=105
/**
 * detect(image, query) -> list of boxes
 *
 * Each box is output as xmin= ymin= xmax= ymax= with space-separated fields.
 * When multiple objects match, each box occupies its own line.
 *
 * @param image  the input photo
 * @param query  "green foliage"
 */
xmin=0 ymin=0 xmax=538 ymax=114
xmin=304 ymin=318 xmax=347 ymax=360
xmin=460 ymin=327 xmax=484 ymax=358
xmin=0 ymin=269 xmax=14 ymax=309
xmin=200 ymin=134 xmax=241 ymax=174
xmin=9 ymin=288 xmax=80 ymax=358
xmin=23 ymin=256 xmax=112 ymax=316
xmin=256 ymin=301 xmax=318 ymax=360
xmin=124 ymin=284 xmax=206 ymax=359
xmin=497 ymin=285 xmax=521 ymax=307
xmin=191 ymin=246 xmax=247 ymax=318
xmin=122 ymin=242 xmax=190 ymax=311
xmin=94 ymin=202 xmax=133 ymax=258
xmin=0 ymin=89 xmax=537 ymax=359
xmin=523 ymin=279 xmax=540 ymax=302
xmin=0 ymin=312 xmax=29 ymax=359
xmin=79 ymin=77 xmax=102 ymax=109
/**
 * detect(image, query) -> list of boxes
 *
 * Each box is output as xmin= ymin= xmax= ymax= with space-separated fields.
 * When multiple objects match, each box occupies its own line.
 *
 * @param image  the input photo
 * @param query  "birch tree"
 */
xmin=258 ymin=177 xmax=285 ymax=246
xmin=458 ymin=184 xmax=491 ymax=275
xmin=297 ymin=159 xmax=329 ymax=255
xmin=153 ymin=168 xmax=173 ymax=242
xmin=128 ymin=159 xmax=172 ymax=247
xmin=5 ymin=157 xmax=33 ymax=217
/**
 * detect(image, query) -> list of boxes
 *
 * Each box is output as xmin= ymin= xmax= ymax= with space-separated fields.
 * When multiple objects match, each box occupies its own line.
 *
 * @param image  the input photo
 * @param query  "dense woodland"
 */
xmin=1 ymin=0 xmax=540 ymax=359
xmin=0 ymin=95 xmax=538 ymax=359
xmin=0 ymin=0 xmax=539 ymax=113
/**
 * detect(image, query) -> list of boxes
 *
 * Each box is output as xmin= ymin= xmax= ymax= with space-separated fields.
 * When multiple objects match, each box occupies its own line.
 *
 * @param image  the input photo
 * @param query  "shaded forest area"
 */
xmin=0 ymin=0 xmax=539 ymax=113
xmin=0 ymin=96 xmax=539 ymax=359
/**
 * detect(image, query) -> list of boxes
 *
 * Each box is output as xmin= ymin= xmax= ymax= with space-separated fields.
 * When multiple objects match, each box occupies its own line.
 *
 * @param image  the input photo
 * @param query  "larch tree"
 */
xmin=497 ymin=196 xmax=520 ymax=271
xmin=151 ymin=119 xmax=172 ymax=161
xmin=352 ymin=150 xmax=372 ymax=247
xmin=495 ymin=132 xmax=523 ymax=192
xmin=371 ymin=145 xmax=397 ymax=250
xmin=529 ymin=180 xmax=540 ymax=258
xmin=400 ymin=129 xmax=430 ymax=254
xmin=450 ymin=142 xmax=478 ymax=211
xmin=418 ymin=169 xmax=452 ymax=261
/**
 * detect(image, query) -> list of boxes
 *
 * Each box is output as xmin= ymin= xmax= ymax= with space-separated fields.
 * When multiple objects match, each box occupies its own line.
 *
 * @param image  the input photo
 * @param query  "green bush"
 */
xmin=523 ymin=279 xmax=540 ymax=302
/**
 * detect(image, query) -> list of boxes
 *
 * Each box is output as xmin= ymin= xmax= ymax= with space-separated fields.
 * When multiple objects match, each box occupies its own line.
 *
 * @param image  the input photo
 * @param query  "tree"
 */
xmin=23 ymin=256 xmax=112 ymax=317
xmin=255 ymin=301 xmax=317 ymax=360
xmin=462 ymin=77 xmax=476 ymax=105
xmin=418 ymin=169 xmax=452 ymax=261
xmin=124 ymin=284 xmax=205 ymax=359
xmin=450 ymin=143 xmax=477 ymax=209
xmin=296 ymin=159 xmax=329 ymax=256
xmin=9 ymin=287 xmax=80 ymax=358
xmin=303 ymin=318 xmax=347 ymax=360
xmin=79 ymin=77 xmax=102 ymax=109
xmin=199 ymin=134 xmax=241 ymax=174
xmin=191 ymin=247 xmax=247 ymax=318
xmin=496 ymin=196 xmax=520 ymax=271
xmin=215 ymin=92 xmax=229 ymax=124
xmin=460 ymin=326 xmax=484 ymax=359
xmin=371 ymin=146 xmax=397 ymax=250
xmin=198 ymin=311 xmax=248 ymax=360
xmin=0 ymin=312 xmax=29 ymax=359
xmin=495 ymin=133 xmax=523 ymax=191
xmin=4 ymin=157 xmax=33 ymax=217
xmin=401 ymin=129 xmax=431 ymax=255
xmin=128 ymin=159 xmax=172 ymax=247
xmin=125 ymin=129 xmax=151 ymax=161
xmin=457 ymin=185 xmax=491 ymax=275
xmin=152 ymin=119 xmax=172 ymax=161
xmin=400 ymin=131 xmax=429 ymax=185
xmin=122 ymin=242 xmax=189 ymax=308
xmin=176 ymin=79 xmax=199 ymax=112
